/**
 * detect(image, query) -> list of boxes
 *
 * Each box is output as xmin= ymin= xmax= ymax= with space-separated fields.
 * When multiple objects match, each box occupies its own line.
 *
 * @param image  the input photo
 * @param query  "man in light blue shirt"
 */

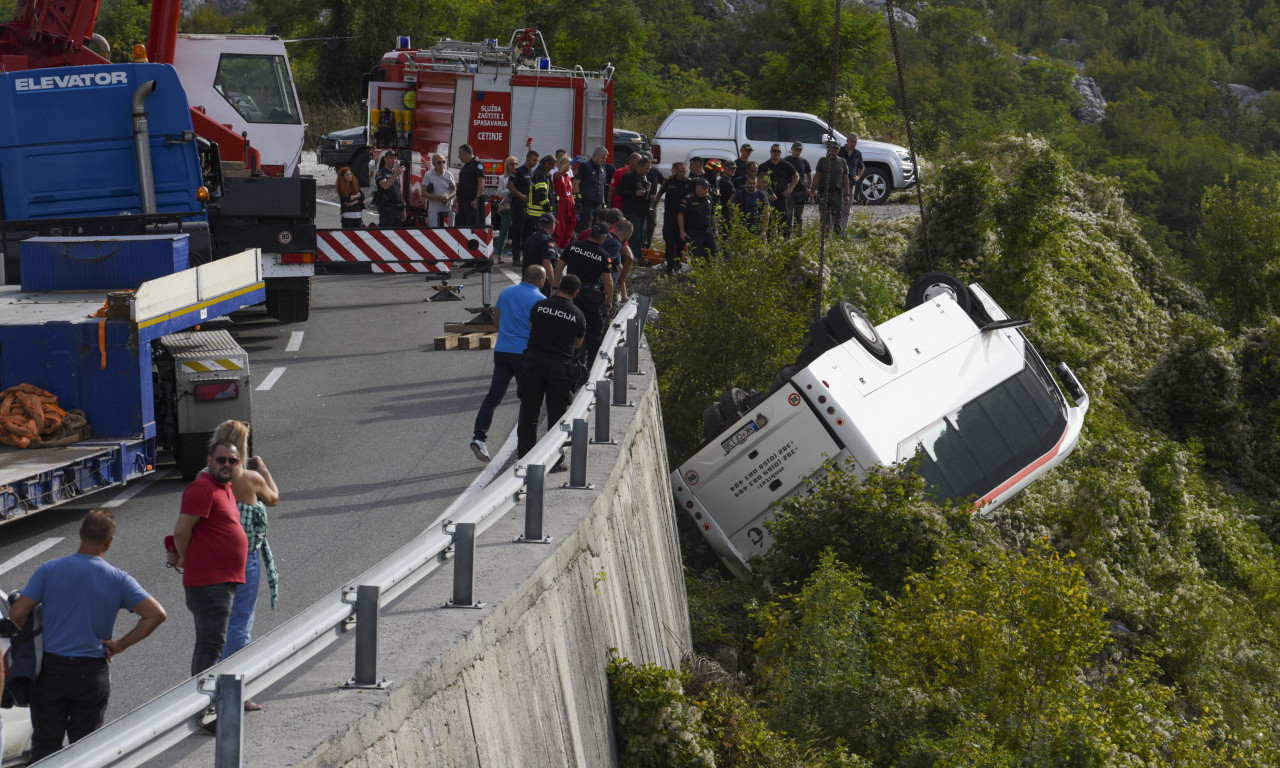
xmin=470 ymin=264 xmax=549 ymax=461
xmin=9 ymin=510 xmax=166 ymax=762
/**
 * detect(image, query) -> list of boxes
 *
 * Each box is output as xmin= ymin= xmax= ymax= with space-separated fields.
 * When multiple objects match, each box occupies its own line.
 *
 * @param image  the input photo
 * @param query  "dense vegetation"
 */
xmin=89 ymin=0 xmax=1280 ymax=763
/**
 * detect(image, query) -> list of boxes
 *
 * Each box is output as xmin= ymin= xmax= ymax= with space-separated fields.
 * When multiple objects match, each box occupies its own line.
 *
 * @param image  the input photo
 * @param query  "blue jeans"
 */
xmin=185 ymin=582 xmax=238 ymax=675
xmin=472 ymin=351 xmax=525 ymax=442
xmin=220 ymin=550 xmax=261 ymax=660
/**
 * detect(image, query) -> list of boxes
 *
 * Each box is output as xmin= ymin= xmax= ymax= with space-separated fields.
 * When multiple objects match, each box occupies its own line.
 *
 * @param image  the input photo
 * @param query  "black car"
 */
xmin=316 ymin=126 xmax=370 ymax=186
xmin=612 ymin=128 xmax=650 ymax=162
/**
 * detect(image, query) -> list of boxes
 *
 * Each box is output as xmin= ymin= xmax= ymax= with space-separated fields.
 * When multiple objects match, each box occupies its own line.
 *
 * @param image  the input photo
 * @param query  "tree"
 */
xmin=1195 ymin=177 xmax=1280 ymax=329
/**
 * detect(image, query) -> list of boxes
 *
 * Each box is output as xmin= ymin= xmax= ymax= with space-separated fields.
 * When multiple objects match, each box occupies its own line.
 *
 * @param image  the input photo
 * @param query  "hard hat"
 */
xmin=705 ymin=159 xmax=723 ymax=171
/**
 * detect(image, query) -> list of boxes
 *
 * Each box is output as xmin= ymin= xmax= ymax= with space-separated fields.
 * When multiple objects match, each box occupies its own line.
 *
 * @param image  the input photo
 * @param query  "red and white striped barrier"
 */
xmin=317 ymin=228 xmax=494 ymax=273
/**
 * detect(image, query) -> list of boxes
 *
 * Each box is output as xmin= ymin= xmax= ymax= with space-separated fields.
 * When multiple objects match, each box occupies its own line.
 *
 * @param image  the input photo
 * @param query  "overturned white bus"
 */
xmin=672 ymin=273 xmax=1090 ymax=579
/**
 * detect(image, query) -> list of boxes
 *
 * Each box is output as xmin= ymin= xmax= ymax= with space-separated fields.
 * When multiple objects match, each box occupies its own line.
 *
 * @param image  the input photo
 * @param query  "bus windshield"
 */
xmin=214 ymin=54 xmax=301 ymax=125
xmin=897 ymin=348 xmax=1067 ymax=503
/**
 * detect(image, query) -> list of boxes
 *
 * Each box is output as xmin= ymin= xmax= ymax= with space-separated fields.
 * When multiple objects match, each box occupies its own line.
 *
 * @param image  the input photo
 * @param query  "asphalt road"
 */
xmin=0 ymin=243 xmax=522 ymax=723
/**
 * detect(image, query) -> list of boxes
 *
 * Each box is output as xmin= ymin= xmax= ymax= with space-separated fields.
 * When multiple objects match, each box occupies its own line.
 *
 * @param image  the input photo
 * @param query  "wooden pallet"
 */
xmin=434 ymin=332 xmax=496 ymax=350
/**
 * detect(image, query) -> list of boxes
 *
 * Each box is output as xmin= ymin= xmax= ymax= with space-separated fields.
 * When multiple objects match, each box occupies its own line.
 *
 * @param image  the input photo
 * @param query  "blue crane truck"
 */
xmin=0 ymin=61 xmax=264 ymax=525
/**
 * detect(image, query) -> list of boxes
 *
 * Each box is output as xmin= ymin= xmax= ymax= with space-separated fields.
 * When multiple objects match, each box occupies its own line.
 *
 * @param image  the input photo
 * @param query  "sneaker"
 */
xmin=470 ymin=439 xmax=490 ymax=462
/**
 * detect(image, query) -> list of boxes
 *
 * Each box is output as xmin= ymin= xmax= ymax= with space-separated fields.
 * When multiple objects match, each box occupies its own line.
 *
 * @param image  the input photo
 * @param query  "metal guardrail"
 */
xmin=36 ymin=296 xmax=649 ymax=768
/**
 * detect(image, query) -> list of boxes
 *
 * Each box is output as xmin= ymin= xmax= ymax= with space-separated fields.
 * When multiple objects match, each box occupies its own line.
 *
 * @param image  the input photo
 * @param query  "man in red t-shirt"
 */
xmin=174 ymin=439 xmax=248 ymax=676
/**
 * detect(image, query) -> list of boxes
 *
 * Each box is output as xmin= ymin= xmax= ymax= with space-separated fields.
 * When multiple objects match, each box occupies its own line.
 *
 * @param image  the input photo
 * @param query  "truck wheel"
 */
xmin=703 ymin=402 xmax=728 ymax=441
xmin=177 ymin=432 xmax=212 ymax=482
xmin=906 ymin=272 xmax=971 ymax=313
xmin=266 ymin=277 xmax=312 ymax=323
xmin=858 ymin=166 xmax=891 ymax=205
xmin=719 ymin=388 xmax=748 ymax=422
xmin=771 ymin=364 xmax=800 ymax=393
xmin=352 ymin=149 xmax=370 ymax=187
xmin=808 ymin=316 xmax=838 ymax=351
xmin=828 ymin=301 xmax=892 ymax=365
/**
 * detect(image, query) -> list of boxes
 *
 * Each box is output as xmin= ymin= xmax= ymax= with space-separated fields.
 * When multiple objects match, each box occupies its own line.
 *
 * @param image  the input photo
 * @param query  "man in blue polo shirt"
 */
xmin=470 ymin=264 xmax=549 ymax=461
xmin=9 ymin=510 xmax=166 ymax=762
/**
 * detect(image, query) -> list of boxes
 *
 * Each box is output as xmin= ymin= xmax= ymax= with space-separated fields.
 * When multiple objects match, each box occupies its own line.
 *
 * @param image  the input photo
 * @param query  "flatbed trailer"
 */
xmin=0 ymin=249 xmax=263 ymax=524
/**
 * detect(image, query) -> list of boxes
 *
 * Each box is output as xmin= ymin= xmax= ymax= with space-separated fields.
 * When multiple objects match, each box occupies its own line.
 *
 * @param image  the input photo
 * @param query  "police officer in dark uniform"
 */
xmin=655 ymin=161 xmax=693 ymax=274
xmin=516 ymin=274 xmax=587 ymax=457
xmin=759 ymin=143 xmax=799 ymax=238
xmin=558 ymin=222 xmax=616 ymax=366
xmin=679 ymin=178 xmax=716 ymax=260
xmin=455 ymin=143 xmax=486 ymax=227
xmin=522 ymin=213 xmax=560 ymax=293
xmin=508 ymin=149 xmax=539 ymax=257
xmin=643 ymin=154 xmax=663 ymax=249
xmin=712 ymin=161 xmax=736 ymax=222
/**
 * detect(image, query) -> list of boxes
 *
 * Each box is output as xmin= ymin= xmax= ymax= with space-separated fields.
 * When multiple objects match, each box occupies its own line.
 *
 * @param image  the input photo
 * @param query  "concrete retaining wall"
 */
xmin=258 ymin=348 xmax=690 ymax=768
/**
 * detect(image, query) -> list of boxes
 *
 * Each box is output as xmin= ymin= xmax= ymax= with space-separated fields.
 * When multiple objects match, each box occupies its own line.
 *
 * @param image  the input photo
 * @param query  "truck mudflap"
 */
xmin=0 ymin=437 xmax=154 ymax=524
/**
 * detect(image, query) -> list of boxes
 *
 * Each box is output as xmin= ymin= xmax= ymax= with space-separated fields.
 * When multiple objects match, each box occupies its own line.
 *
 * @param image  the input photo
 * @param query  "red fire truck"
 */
xmin=365 ymin=29 xmax=615 ymax=208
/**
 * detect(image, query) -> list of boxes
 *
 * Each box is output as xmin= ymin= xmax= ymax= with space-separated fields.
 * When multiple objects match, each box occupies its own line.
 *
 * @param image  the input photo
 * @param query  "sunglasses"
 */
xmin=770 ymin=149 xmax=781 ymax=154
xmin=215 ymin=456 xmax=240 ymax=466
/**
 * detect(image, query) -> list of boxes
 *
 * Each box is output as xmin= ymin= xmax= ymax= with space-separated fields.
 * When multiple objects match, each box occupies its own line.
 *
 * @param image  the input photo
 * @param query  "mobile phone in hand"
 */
xmin=247 ymin=458 xmax=259 ymax=470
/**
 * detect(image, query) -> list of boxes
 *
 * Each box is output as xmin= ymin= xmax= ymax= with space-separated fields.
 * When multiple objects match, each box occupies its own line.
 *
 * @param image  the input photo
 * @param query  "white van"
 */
xmin=671 ymin=273 xmax=1089 ymax=579
xmin=651 ymin=108 xmax=916 ymax=204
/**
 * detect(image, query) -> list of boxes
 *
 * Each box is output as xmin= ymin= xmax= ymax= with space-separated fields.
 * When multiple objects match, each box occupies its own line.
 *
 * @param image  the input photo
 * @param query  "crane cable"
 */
xmin=885 ymin=0 xmax=933 ymax=265
xmin=816 ymin=0 xmax=844 ymax=318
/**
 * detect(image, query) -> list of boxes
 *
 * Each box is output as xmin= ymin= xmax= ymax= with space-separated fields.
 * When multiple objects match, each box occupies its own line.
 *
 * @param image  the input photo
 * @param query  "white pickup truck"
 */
xmin=672 ymin=273 xmax=1090 ymax=579
xmin=651 ymin=108 xmax=916 ymax=204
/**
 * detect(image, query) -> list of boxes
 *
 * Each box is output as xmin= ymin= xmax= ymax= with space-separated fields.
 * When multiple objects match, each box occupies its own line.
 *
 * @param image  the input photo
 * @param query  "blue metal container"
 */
xmin=19 ymin=234 xmax=189 ymax=292
xmin=0 ymin=319 xmax=154 ymax=440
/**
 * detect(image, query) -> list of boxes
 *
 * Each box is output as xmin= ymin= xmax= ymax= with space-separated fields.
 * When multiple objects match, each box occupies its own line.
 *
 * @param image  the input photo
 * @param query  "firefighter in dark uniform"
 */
xmin=678 ymin=178 xmax=716 ymax=260
xmin=655 ymin=161 xmax=693 ymax=274
xmin=516 ymin=273 xmax=587 ymax=457
xmin=524 ymin=154 xmax=556 ymax=246
xmin=557 ymin=222 xmax=616 ymax=367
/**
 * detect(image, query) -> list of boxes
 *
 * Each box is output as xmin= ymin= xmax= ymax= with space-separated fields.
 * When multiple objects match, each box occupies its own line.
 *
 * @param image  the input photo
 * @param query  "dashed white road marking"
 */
xmin=257 ymin=367 xmax=287 ymax=391
xmin=286 ymin=331 xmax=304 ymax=352
xmin=0 ymin=538 xmax=64 ymax=577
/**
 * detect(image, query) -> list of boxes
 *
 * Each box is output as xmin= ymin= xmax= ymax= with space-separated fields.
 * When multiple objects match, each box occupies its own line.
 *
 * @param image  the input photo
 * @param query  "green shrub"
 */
xmin=757 ymin=461 xmax=991 ymax=595
xmin=647 ymin=243 xmax=810 ymax=465
xmin=607 ymin=654 xmax=716 ymax=768
xmin=1132 ymin=314 xmax=1246 ymax=472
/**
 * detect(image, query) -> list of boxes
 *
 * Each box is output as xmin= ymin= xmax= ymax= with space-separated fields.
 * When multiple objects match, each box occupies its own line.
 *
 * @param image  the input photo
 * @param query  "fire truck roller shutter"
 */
xmin=509 ymin=87 xmax=573 ymax=159
xmin=450 ymin=77 xmax=473 ymax=158
xmin=414 ymin=74 xmax=456 ymax=154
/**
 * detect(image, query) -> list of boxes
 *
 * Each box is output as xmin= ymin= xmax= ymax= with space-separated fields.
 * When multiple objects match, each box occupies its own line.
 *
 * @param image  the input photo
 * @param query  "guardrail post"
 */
xmin=637 ymin=295 xmax=652 ymax=339
xmin=214 ymin=674 xmax=243 ymax=768
xmin=516 ymin=464 xmax=551 ymax=543
xmin=627 ymin=317 xmax=641 ymax=374
xmin=593 ymin=380 xmax=614 ymax=444
xmin=613 ymin=345 xmax=630 ymax=406
xmin=342 ymin=585 xmax=388 ymax=689
xmin=566 ymin=418 xmax=592 ymax=489
xmin=446 ymin=523 xmax=484 ymax=609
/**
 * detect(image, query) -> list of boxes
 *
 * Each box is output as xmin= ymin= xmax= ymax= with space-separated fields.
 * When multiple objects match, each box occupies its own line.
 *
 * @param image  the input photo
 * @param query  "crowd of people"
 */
xmin=2 ymin=422 xmax=281 ymax=760
xmin=335 ymin=132 xmax=871 ymax=273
